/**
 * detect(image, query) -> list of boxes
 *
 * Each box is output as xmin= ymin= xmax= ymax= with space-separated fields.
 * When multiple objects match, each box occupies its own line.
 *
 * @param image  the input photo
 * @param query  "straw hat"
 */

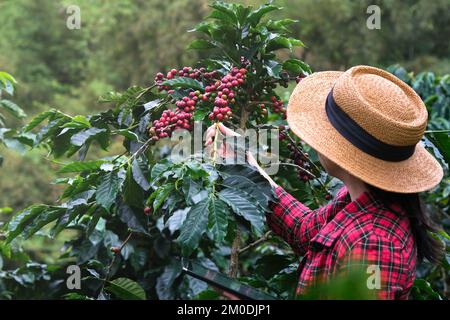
xmin=287 ymin=65 xmax=443 ymax=193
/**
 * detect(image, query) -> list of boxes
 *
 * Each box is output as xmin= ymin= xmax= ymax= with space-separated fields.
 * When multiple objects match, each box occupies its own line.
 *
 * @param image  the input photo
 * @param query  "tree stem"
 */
xmin=227 ymin=105 xmax=249 ymax=277
xmin=238 ymin=231 xmax=272 ymax=254
xmin=228 ymin=230 xmax=241 ymax=278
xmin=100 ymin=232 xmax=134 ymax=295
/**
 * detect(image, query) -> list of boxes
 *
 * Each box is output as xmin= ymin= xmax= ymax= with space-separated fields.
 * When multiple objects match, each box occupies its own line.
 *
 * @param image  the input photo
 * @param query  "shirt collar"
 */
xmin=310 ymin=189 xmax=380 ymax=248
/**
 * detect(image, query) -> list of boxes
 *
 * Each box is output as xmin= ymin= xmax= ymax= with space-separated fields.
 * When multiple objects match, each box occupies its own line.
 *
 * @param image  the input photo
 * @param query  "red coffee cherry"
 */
xmin=111 ymin=247 xmax=121 ymax=254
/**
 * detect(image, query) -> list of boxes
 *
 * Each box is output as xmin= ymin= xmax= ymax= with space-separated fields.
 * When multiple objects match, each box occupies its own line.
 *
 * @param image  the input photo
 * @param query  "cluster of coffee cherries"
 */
xmin=150 ymin=66 xmax=216 ymax=140
xmin=148 ymin=65 xmax=248 ymax=140
xmin=270 ymin=96 xmax=286 ymax=115
xmin=149 ymin=107 xmax=193 ymax=140
xmin=207 ymin=67 xmax=247 ymax=121
xmin=257 ymin=103 xmax=268 ymax=116
xmin=255 ymin=96 xmax=285 ymax=120
xmin=154 ymin=67 xmax=217 ymax=92
xmin=288 ymin=143 xmax=313 ymax=182
xmin=278 ymin=125 xmax=287 ymax=141
xmin=279 ymin=126 xmax=313 ymax=182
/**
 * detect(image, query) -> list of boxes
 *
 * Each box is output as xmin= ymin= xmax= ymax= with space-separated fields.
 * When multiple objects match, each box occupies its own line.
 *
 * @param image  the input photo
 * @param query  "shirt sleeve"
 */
xmin=267 ymin=186 xmax=337 ymax=255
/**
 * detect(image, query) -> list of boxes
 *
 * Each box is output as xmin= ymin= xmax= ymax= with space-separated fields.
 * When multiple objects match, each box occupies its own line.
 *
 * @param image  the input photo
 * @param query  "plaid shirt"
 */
xmin=267 ymin=186 xmax=416 ymax=299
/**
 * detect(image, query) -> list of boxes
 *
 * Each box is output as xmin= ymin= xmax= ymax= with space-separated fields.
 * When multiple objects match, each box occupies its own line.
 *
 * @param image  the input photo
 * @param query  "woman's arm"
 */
xmin=267 ymin=187 xmax=337 ymax=255
xmin=246 ymin=152 xmax=278 ymax=188
xmin=205 ymin=123 xmax=336 ymax=254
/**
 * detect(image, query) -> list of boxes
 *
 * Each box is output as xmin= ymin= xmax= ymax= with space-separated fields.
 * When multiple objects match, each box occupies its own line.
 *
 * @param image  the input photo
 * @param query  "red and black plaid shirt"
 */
xmin=267 ymin=186 xmax=416 ymax=299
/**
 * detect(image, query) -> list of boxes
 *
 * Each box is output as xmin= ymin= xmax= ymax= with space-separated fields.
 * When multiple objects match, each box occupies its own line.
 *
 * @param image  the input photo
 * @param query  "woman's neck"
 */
xmin=341 ymin=173 xmax=369 ymax=201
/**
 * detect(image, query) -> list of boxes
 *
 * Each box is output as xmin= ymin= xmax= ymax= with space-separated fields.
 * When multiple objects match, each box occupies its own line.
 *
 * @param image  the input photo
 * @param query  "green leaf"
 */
xmin=188 ymin=22 xmax=212 ymax=35
xmin=267 ymin=19 xmax=298 ymax=32
xmin=115 ymin=129 xmax=139 ymax=141
xmin=193 ymin=109 xmax=208 ymax=121
xmin=63 ymin=293 xmax=94 ymax=300
xmin=162 ymin=77 xmax=204 ymax=91
xmin=0 ymin=207 xmax=12 ymax=214
xmin=23 ymin=109 xmax=58 ymax=132
xmin=187 ymin=39 xmax=217 ymax=50
xmin=143 ymin=99 xmax=162 ymax=112
xmin=14 ymin=132 xmax=35 ymax=147
xmin=289 ymin=38 xmax=305 ymax=48
xmin=264 ymin=60 xmax=282 ymax=78
xmin=221 ymin=175 xmax=269 ymax=205
xmin=182 ymin=178 xmax=202 ymax=205
xmin=177 ymin=197 xmax=209 ymax=256
xmin=166 ymin=208 xmax=189 ymax=234
xmin=61 ymin=115 xmax=91 ymax=129
xmin=236 ymin=4 xmax=251 ymax=25
xmin=34 ymin=117 xmax=70 ymax=145
xmin=156 ymin=261 xmax=182 ymax=300
xmin=70 ymin=127 xmax=106 ymax=146
xmin=123 ymin=165 xmax=144 ymax=208
xmin=117 ymin=203 xmax=148 ymax=234
xmin=0 ymin=71 xmax=17 ymax=85
xmin=194 ymin=289 xmax=220 ymax=300
xmin=96 ymin=171 xmax=120 ymax=211
xmin=132 ymin=159 xmax=150 ymax=191
xmin=436 ymin=229 xmax=450 ymax=241
xmin=208 ymin=196 xmax=229 ymax=243
xmin=151 ymin=161 xmax=171 ymax=180
xmin=430 ymin=132 xmax=450 ymax=165
xmin=98 ymin=91 xmax=123 ymax=103
xmin=218 ymin=188 xmax=266 ymax=236
xmin=208 ymin=9 xmax=236 ymax=25
xmin=209 ymin=2 xmax=238 ymax=24
xmin=105 ymin=277 xmax=146 ymax=300
xmin=73 ymin=115 xmax=91 ymax=126
xmin=22 ymin=207 xmax=66 ymax=239
xmin=0 ymin=71 xmax=16 ymax=95
xmin=248 ymin=4 xmax=280 ymax=26
xmin=283 ymin=59 xmax=312 ymax=75
xmin=412 ymin=279 xmax=441 ymax=300
xmin=85 ymin=206 xmax=103 ymax=236
xmin=267 ymin=36 xmax=292 ymax=52
xmin=186 ymin=161 xmax=209 ymax=179
xmin=0 ymin=99 xmax=26 ymax=118
xmin=153 ymin=184 xmax=175 ymax=212
xmin=5 ymin=205 xmax=48 ymax=243
xmin=59 ymin=160 xmax=108 ymax=173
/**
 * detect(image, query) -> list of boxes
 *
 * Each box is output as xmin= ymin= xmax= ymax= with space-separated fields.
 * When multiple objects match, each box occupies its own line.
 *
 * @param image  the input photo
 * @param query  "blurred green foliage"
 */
xmin=0 ymin=0 xmax=448 ymax=299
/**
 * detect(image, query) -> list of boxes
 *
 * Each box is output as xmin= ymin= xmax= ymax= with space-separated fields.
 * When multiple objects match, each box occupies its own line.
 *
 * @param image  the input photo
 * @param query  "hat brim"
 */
xmin=287 ymin=71 xmax=443 ymax=193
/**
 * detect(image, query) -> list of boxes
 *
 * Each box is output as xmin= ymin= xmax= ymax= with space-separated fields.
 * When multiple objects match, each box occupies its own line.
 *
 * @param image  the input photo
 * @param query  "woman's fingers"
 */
xmin=204 ymin=123 xmax=241 ymax=150
xmin=218 ymin=123 xmax=240 ymax=137
xmin=204 ymin=124 xmax=217 ymax=146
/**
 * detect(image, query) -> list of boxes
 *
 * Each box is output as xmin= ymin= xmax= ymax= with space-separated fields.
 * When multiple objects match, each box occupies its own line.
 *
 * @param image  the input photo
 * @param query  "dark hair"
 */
xmin=366 ymin=184 xmax=444 ymax=264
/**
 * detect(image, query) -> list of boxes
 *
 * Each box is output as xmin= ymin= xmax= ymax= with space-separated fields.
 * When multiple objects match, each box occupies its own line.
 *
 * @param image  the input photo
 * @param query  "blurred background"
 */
xmin=0 ymin=0 xmax=449 ymax=263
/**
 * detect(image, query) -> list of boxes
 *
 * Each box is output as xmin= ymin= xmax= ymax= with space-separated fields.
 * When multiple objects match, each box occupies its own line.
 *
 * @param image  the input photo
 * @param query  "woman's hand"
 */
xmin=204 ymin=123 xmax=240 ymax=160
xmin=204 ymin=123 xmax=278 ymax=188
xmin=205 ymin=122 xmax=240 ymax=145
xmin=204 ymin=123 xmax=256 ymax=167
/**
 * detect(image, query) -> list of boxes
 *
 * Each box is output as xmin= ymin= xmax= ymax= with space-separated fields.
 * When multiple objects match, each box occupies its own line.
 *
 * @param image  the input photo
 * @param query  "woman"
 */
xmin=206 ymin=65 xmax=444 ymax=299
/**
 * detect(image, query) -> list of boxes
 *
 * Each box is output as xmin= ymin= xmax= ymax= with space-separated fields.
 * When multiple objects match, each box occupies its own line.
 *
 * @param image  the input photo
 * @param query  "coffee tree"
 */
xmin=1 ymin=2 xmax=448 ymax=300
xmin=1 ymin=2 xmax=320 ymax=300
